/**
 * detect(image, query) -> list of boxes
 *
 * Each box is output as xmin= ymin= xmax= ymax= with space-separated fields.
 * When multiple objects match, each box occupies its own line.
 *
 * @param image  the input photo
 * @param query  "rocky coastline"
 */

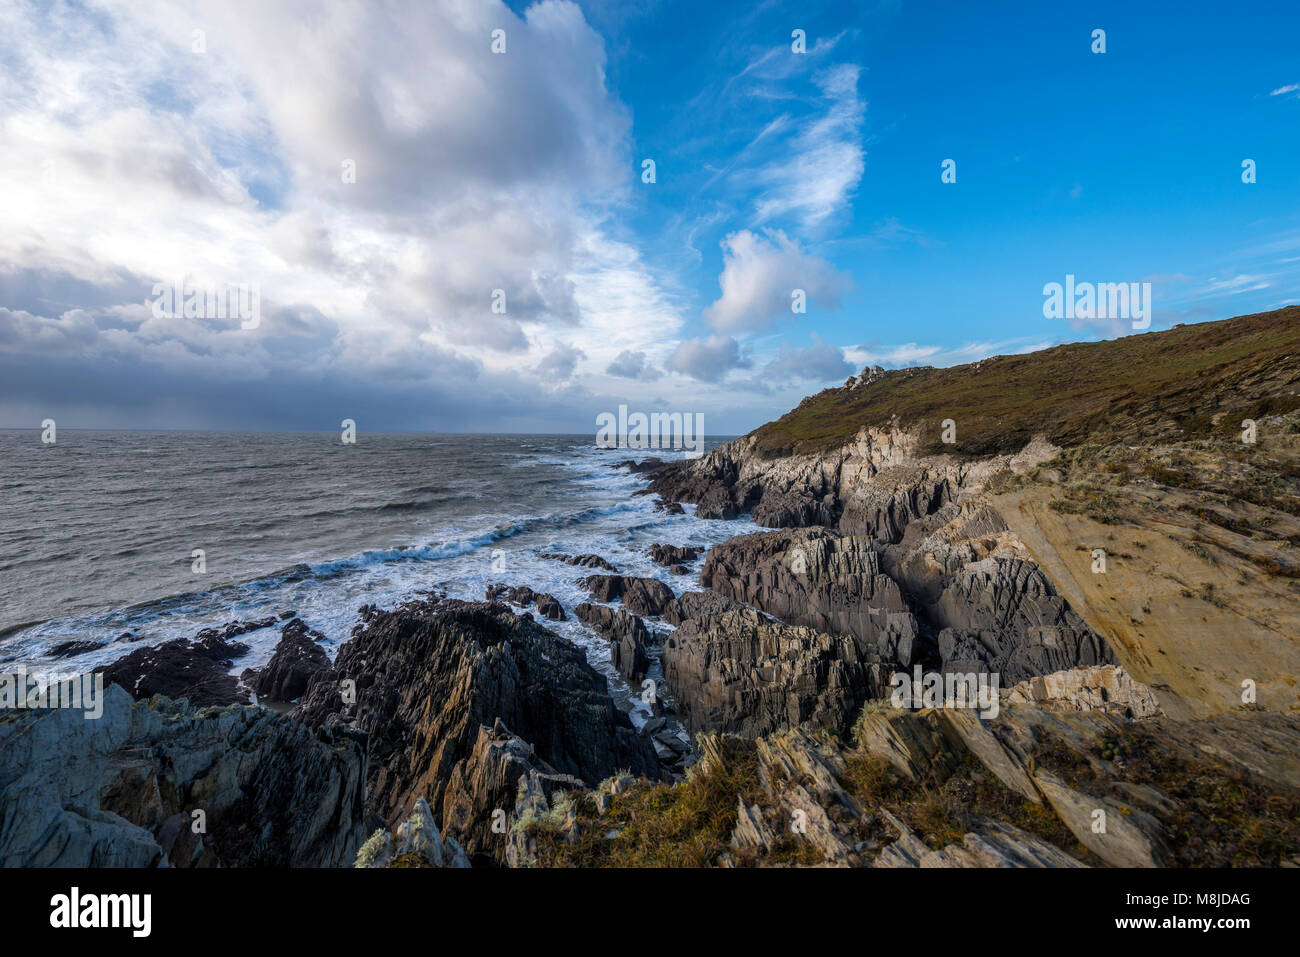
xmin=4 ymin=308 xmax=1300 ymax=868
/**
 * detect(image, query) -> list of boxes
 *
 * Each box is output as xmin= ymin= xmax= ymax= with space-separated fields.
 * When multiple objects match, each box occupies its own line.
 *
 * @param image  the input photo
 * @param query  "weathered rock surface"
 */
xmin=663 ymin=590 xmax=744 ymax=626
xmin=95 ymin=618 xmax=277 ymax=707
xmin=702 ymin=527 xmax=920 ymax=665
xmin=294 ymin=598 xmax=657 ymax=857
xmin=575 ymin=602 xmax=651 ymax=683
xmin=579 ymin=575 xmax=675 ymax=617
xmin=246 ymin=617 xmax=331 ymax=702
xmin=1005 ymin=665 xmax=1160 ymax=718
xmin=996 ymin=476 xmax=1300 ymax=717
xmin=0 ymin=683 xmax=367 ymax=867
xmin=485 ymin=584 xmax=566 ymax=620
xmin=541 ymin=552 xmax=619 ymax=573
xmin=872 ymin=811 xmax=1085 ymax=868
xmin=661 ymin=608 xmax=890 ymax=737
xmin=649 ymin=544 xmax=702 ymax=567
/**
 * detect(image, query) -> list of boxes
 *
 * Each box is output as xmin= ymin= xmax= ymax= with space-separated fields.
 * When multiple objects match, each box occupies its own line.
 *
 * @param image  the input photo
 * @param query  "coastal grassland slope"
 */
xmin=749 ymin=306 xmax=1300 ymax=458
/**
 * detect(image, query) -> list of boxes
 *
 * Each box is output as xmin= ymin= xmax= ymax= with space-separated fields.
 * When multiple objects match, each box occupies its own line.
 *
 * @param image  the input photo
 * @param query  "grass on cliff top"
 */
xmin=748 ymin=306 xmax=1300 ymax=459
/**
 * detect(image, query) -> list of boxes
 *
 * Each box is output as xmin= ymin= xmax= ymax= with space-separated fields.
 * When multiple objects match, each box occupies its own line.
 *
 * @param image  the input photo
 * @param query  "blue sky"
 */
xmin=1 ymin=0 xmax=1297 ymax=434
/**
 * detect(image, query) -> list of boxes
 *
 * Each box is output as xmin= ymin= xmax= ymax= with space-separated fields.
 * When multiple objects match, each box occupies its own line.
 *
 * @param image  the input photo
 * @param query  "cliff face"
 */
xmin=650 ymin=307 xmax=1300 ymax=718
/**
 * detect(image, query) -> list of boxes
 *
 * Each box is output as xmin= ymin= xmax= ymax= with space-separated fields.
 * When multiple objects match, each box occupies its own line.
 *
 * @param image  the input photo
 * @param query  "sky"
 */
xmin=1 ymin=0 xmax=1298 ymax=434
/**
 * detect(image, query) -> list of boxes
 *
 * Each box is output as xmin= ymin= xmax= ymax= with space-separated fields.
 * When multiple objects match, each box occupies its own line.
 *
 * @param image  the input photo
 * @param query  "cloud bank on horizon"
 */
xmin=1 ymin=0 xmax=1298 ymax=433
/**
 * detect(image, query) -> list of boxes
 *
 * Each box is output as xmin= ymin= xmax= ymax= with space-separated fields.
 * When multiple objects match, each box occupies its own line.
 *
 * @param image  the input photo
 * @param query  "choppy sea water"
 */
xmin=0 ymin=431 xmax=759 ymax=720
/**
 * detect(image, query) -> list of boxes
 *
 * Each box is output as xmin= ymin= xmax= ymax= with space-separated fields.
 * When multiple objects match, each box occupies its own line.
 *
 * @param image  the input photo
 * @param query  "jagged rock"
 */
xmin=575 ymin=603 xmax=651 ymax=683
xmin=507 ymin=767 xmax=584 ymax=867
xmin=48 ymin=639 xmax=106 ymax=658
xmin=701 ymin=528 xmax=920 ymax=665
xmin=663 ymin=590 xmax=743 ymax=626
xmin=844 ymin=364 xmax=886 ymax=391
xmin=247 ymin=617 xmax=331 ymax=702
xmin=579 ymin=575 xmax=675 ymax=617
xmin=534 ymin=595 xmax=566 ymax=621
xmin=661 ymin=608 xmax=890 ymax=737
xmin=872 ymin=810 xmax=1085 ymax=868
xmin=486 ymin=584 xmax=566 ymax=621
xmin=294 ymin=598 xmax=657 ymax=858
xmin=441 ymin=720 xmax=584 ymax=859
xmin=611 ymin=457 xmax=668 ymax=475
xmin=540 ymin=552 xmax=619 ymax=573
xmin=731 ymin=798 xmax=776 ymax=851
xmin=354 ymin=798 xmax=471 ymax=869
xmin=931 ymin=557 xmax=1115 ymax=682
xmin=95 ymin=619 xmax=274 ymax=706
xmin=0 ymin=684 xmax=367 ymax=867
xmin=649 ymin=544 xmax=702 ymax=567
xmin=1005 ymin=665 xmax=1160 ymax=718
xmin=394 ymin=797 xmax=446 ymax=866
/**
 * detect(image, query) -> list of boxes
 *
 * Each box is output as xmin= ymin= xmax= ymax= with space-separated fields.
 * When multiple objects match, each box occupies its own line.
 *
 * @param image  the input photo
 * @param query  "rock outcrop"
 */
xmin=95 ymin=618 xmax=277 ymax=707
xmin=354 ymin=796 xmax=471 ymax=868
xmin=649 ymin=544 xmax=702 ymax=567
xmin=579 ymin=575 xmax=675 ymax=617
xmin=540 ymin=552 xmax=619 ymax=573
xmin=0 ymin=683 xmax=367 ymax=867
xmin=293 ymin=598 xmax=657 ymax=858
xmin=663 ymin=590 xmax=744 ymax=626
xmin=575 ymin=602 xmax=651 ymax=683
xmin=485 ymin=584 xmax=566 ymax=621
xmin=661 ymin=608 xmax=890 ymax=737
xmin=245 ymin=617 xmax=331 ymax=702
xmin=701 ymin=527 xmax=920 ymax=666
xmin=1004 ymin=665 xmax=1160 ymax=718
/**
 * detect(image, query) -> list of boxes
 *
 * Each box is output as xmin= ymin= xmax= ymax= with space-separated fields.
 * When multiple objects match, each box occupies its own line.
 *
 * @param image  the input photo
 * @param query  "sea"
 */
xmin=0 ymin=430 xmax=760 ymax=718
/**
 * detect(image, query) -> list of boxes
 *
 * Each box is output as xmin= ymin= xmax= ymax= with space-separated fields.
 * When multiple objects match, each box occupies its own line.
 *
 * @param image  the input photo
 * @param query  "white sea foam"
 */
xmin=5 ymin=441 xmax=759 ymax=715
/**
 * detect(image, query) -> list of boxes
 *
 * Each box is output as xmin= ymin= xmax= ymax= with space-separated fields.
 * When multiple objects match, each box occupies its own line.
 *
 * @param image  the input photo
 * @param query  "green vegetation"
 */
xmin=748 ymin=306 xmax=1300 ymax=458
xmin=1036 ymin=727 xmax=1300 ymax=867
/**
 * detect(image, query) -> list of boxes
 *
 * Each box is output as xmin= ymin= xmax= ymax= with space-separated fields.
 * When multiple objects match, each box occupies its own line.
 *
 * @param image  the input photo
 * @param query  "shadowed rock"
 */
xmin=575 ymin=602 xmax=651 ymax=683
xmin=661 ymin=607 xmax=890 ymax=738
xmin=294 ymin=598 xmax=657 ymax=856
xmin=579 ymin=575 xmax=675 ymax=617
xmin=0 ymin=684 xmax=367 ymax=867
xmin=95 ymin=618 xmax=277 ymax=707
xmin=247 ymin=618 xmax=331 ymax=703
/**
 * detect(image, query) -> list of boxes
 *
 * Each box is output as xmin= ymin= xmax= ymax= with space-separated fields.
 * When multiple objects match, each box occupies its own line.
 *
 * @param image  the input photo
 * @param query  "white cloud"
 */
xmin=751 ymin=64 xmax=865 ymax=232
xmin=606 ymin=349 xmax=661 ymax=380
xmin=763 ymin=333 xmax=853 ymax=382
xmin=668 ymin=333 xmax=748 ymax=382
xmin=703 ymin=229 xmax=850 ymax=332
xmin=0 ymin=0 xmax=686 ymax=426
